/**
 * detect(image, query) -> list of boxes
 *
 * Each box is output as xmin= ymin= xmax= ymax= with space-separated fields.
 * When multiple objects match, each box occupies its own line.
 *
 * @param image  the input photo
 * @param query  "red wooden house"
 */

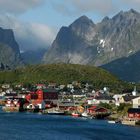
xmin=25 ymin=89 xmax=58 ymax=109
xmin=88 ymin=106 xmax=108 ymax=114
xmin=128 ymin=108 xmax=140 ymax=120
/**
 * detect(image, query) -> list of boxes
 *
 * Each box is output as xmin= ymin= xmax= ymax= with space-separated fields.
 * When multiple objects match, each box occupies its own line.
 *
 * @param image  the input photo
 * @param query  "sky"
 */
xmin=0 ymin=0 xmax=140 ymax=51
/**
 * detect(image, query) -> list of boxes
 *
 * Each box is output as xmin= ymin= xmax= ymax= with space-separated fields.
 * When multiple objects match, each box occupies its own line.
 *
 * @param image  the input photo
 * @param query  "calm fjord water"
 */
xmin=0 ymin=110 xmax=140 ymax=140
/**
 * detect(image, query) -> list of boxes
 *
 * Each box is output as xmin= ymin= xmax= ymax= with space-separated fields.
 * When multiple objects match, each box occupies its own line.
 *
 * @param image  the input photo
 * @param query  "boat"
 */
xmin=121 ymin=120 xmax=136 ymax=126
xmin=108 ymin=120 xmax=116 ymax=124
xmin=47 ymin=110 xmax=65 ymax=115
xmin=71 ymin=112 xmax=80 ymax=117
xmin=46 ymin=98 xmax=65 ymax=115
xmin=81 ymin=112 xmax=89 ymax=117
xmin=2 ymin=106 xmax=19 ymax=112
xmin=81 ymin=104 xmax=89 ymax=117
xmin=47 ymin=108 xmax=65 ymax=115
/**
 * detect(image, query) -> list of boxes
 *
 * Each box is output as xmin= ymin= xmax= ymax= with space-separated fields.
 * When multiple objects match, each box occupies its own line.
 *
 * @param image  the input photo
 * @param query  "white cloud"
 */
xmin=50 ymin=0 xmax=140 ymax=17
xmin=0 ymin=14 xmax=56 ymax=51
xmin=71 ymin=0 xmax=113 ymax=15
xmin=51 ymin=0 xmax=114 ymax=16
xmin=122 ymin=0 xmax=140 ymax=5
xmin=0 ymin=0 xmax=45 ymax=14
xmin=121 ymin=0 xmax=140 ymax=10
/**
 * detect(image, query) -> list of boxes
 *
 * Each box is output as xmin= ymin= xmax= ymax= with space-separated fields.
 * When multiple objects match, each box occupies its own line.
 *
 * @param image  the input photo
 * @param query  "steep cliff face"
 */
xmin=0 ymin=27 xmax=23 ymax=69
xmin=94 ymin=9 xmax=140 ymax=65
xmin=43 ymin=9 xmax=140 ymax=66
xmin=43 ymin=16 xmax=97 ymax=64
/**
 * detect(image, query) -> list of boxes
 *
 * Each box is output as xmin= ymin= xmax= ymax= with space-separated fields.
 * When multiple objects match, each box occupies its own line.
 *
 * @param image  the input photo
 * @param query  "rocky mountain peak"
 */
xmin=43 ymin=9 xmax=140 ymax=68
xmin=110 ymin=9 xmax=140 ymax=29
xmin=113 ymin=9 xmax=140 ymax=20
xmin=128 ymin=8 xmax=139 ymax=14
xmin=0 ymin=27 xmax=20 ymax=53
xmin=70 ymin=15 xmax=95 ymax=27
xmin=102 ymin=16 xmax=110 ymax=22
xmin=0 ymin=27 xmax=23 ymax=69
xmin=69 ymin=15 xmax=96 ymax=40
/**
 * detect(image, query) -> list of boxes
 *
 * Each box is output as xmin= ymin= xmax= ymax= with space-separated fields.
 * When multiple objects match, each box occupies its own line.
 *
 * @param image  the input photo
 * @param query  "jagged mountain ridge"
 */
xmin=0 ymin=27 xmax=23 ymax=69
xmin=43 ymin=9 xmax=140 ymax=67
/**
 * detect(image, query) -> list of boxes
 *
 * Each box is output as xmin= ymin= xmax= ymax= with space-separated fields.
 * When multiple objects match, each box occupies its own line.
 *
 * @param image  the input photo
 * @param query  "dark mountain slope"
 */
xmin=0 ymin=27 xmax=23 ymax=69
xmin=101 ymin=51 xmax=140 ymax=82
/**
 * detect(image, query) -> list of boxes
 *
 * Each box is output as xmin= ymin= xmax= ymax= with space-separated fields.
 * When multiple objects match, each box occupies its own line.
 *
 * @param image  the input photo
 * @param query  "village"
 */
xmin=0 ymin=81 xmax=140 ymax=126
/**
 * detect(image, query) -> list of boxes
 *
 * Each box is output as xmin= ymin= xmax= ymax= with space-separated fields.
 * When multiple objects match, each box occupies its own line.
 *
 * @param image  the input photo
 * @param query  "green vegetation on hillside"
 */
xmin=0 ymin=64 xmax=130 ymax=92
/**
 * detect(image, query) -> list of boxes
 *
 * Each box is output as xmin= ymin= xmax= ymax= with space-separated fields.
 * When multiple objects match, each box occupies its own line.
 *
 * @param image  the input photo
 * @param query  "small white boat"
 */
xmin=108 ymin=120 xmax=116 ymax=124
xmin=47 ymin=108 xmax=65 ymax=115
xmin=121 ymin=120 xmax=136 ymax=126
xmin=82 ymin=112 xmax=89 ymax=117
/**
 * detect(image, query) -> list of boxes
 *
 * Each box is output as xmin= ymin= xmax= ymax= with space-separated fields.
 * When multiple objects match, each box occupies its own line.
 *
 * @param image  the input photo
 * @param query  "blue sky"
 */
xmin=0 ymin=0 xmax=140 ymax=51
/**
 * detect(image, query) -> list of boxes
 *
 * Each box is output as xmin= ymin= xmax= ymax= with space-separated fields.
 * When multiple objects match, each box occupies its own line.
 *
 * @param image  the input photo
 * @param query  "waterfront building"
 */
xmin=3 ymin=98 xmax=29 ymax=112
xmin=132 ymin=96 xmax=140 ymax=108
xmin=1 ymin=84 xmax=10 ymax=89
xmin=87 ymin=106 xmax=110 ymax=118
xmin=87 ymin=95 xmax=113 ymax=105
xmin=113 ymin=94 xmax=138 ymax=106
xmin=25 ymin=88 xmax=59 ymax=109
xmin=113 ymin=94 xmax=126 ymax=106
xmin=5 ymin=92 xmax=18 ymax=99
xmin=128 ymin=108 xmax=140 ymax=120
xmin=123 ymin=96 xmax=139 ymax=104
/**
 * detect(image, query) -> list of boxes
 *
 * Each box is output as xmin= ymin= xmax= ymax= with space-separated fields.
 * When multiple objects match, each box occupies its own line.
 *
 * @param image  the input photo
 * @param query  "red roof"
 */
xmin=88 ymin=106 xmax=97 ymax=110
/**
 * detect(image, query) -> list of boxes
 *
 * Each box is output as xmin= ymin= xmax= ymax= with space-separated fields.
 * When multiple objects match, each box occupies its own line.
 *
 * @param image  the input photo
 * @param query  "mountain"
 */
xmin=43 ymin=9 xmax=140 ymax=67
xmin=101 ymin=50 xmax=140 ymax=82
xmin=0 ymin=27 xmax=23 ymax=69
xmin=21 ymin=48 xmax=47 ymax=65
xmin=43 ymin=16 xmax=97 ymax=64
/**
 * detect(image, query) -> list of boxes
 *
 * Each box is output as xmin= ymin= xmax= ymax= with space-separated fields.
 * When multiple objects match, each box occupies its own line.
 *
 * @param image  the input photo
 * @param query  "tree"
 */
xmin=99 ymin=102 xmax=112 ymax=109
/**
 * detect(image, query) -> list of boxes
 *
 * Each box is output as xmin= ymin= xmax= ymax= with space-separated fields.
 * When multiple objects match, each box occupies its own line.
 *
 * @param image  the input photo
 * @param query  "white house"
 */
xmin=87 ymin=95 xmax=113 ymax=105
xmin=113 ymin=94 xmax=126 ymax=106
xmin=2 ymin=84 xmax=10 ymax=89
xmin=132 ymin=97 xmax=140 ymax=108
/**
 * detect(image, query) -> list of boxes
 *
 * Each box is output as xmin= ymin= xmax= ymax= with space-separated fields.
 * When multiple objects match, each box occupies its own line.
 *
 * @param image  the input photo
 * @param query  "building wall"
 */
xmin=128 ymin=113 xmax=140 ymax=119
xmin=43 ymin=92 xmax=58 ymax=100
xmin=133 ymin=97 xmax=140 ymax=108
xmin=133 ymin=104 xmax=139 ymax=108
xmin=99 ymin=100 xmax=110 ymax=104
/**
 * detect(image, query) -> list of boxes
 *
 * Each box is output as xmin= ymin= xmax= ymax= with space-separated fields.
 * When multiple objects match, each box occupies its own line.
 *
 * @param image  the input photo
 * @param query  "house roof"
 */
xmin=128 ymin=108 xmax=140 ymax=113
xmin=5 ymin=93 xmax=17 ymax=96
xmin=132 ymin=96 xmax=140 ymax=101
xmin=88 ymin=106 xmax=108 ymax=112
xmin=43 ymin=88 xmax=58 ymax=93
xmin=88 ymin=106 xmax=97 ymax=110
xmin=95 ymin=95 xmax=113 ymax=100
xmin=123 ymin=96 xmax=139 ymax=102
